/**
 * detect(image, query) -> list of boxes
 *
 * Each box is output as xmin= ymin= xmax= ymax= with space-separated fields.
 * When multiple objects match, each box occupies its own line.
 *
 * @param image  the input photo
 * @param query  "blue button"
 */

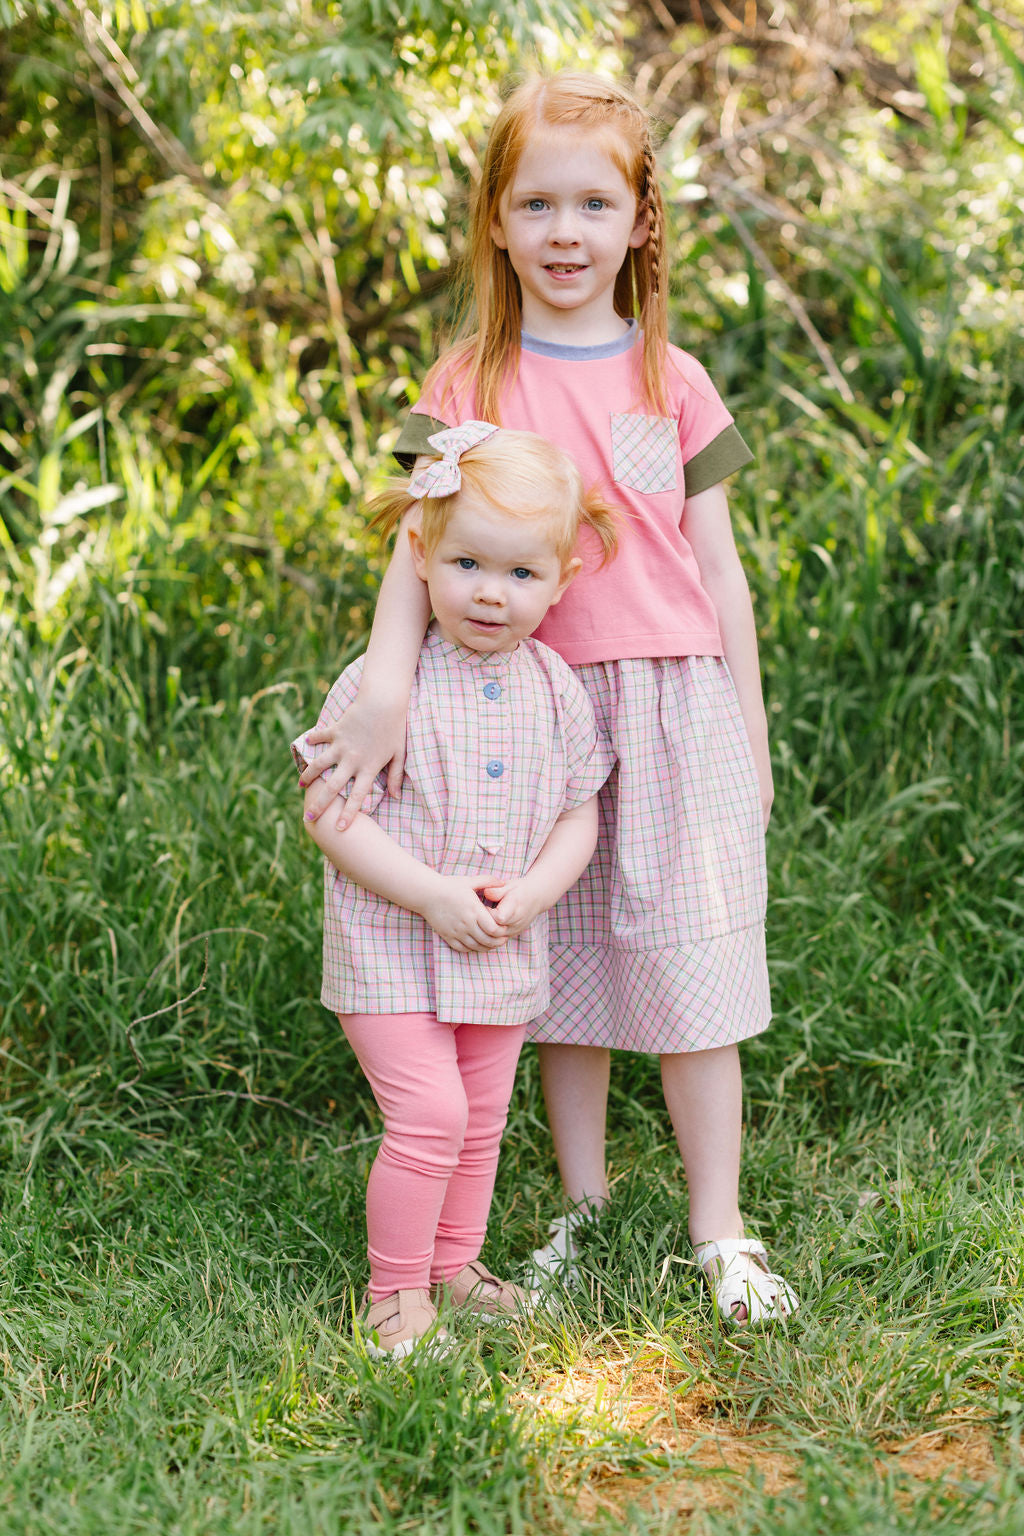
xmin=486 ymin=759 xmax=504 ymax=778
xmin=483 ymin=682 xmax=502 ymax=701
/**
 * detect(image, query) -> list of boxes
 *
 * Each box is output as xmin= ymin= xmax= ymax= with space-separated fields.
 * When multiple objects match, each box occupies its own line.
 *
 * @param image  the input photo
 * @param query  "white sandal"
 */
xmin=528 ymin=1210 xmax=592 ymax=1288
xmin=694 ymin=1238 xmax=799 ymax=1326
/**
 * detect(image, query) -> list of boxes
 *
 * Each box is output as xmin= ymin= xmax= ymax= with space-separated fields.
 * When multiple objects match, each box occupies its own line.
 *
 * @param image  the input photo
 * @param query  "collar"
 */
xmin=425 ymin=623 xmax=519 ymax=670
xmin=520 ymin=318 xmax=638 ymax=360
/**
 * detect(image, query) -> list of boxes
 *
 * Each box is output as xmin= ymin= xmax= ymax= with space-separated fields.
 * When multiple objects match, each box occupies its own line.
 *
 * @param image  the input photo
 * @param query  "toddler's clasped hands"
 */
xmin=417 ymin=872 xmax=547 ymax=953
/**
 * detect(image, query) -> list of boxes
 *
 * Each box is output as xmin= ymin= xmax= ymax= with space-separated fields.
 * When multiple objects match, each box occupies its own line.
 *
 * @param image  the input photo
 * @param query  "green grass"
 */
xmin=2 ymin=402 xmax=1023 ymax=1530
xmin=2 ymin=414 xmax=1022 ymax=1531
xmin=3 ymin=44 xmax=1024 ymax=1524
xmin=0 ymin=1079 xmax=1022 ymax=1532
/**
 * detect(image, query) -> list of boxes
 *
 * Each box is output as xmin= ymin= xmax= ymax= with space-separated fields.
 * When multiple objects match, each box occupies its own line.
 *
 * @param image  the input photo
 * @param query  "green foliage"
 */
xmin=2 ymin=1 xmax=1024 ymax=1531
xmin=0 ymin=0 xmax=601 ymax=645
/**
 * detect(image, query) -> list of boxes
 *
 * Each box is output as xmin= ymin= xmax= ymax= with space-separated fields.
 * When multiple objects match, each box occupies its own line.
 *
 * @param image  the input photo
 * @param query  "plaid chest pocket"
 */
xmin=610 ymin=413 xmax=678 ymax=494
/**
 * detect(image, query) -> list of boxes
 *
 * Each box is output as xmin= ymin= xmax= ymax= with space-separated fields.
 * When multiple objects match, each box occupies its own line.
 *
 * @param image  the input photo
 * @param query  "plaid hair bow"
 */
xmin=406 ymin=420 xmax=499 ymax=500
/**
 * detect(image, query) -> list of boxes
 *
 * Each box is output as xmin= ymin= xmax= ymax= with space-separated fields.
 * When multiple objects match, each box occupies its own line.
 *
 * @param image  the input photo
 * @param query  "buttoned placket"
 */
xmin=476 ymin=651 xmax=512 ymax=856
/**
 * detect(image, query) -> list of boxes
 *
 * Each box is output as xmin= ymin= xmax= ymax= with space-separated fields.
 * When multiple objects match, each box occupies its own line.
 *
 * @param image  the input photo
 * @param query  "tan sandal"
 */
xmin=432 ymin=1260 xmax=533 ymax=1319
xmin=358 ymin=1287 xmax=450 ymax=1360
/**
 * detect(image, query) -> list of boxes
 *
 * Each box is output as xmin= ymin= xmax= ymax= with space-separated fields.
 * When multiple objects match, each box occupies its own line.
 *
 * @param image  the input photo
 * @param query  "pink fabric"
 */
xmin=529 ymin=656 xmax=770 ymax=1053
xmin=414 ymin=335 xmax=737 ymax=664
xmin=339 ymin=1011 xmax=526 ymax=1298
xmin=293 ymin=628 xmax=613 ymax=1023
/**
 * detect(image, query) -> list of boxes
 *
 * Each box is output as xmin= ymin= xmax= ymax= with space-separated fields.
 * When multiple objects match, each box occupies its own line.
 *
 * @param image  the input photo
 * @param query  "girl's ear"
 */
xmin=407 ymin=523 xmax=429 ymax=579
xmin=490 ymin=214 xmax=509 ymax=251
xmin=628 ymin=207 xmax=650 ymax=249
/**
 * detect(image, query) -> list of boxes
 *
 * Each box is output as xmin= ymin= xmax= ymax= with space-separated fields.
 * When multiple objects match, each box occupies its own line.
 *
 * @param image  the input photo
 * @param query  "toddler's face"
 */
xmin=409 ymin=489 xmax=579 ymax=654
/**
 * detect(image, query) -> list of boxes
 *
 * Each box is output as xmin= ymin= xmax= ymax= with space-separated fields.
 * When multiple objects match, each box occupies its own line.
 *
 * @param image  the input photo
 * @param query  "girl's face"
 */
xmin=490 ymin=128 xmax=648 ymax=343
xmin=408 ymin=489 xmax=580 ymax=655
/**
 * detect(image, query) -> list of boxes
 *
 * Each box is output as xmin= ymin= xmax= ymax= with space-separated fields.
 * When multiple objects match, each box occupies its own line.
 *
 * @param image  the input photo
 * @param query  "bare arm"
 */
xmin=481 ymin=795 xmax=600 ymax=938
xmin=300 ymin=453 xmax=434 ymax=828
xmin=304 ymin=782 xmax=508 ymax=954
xmin=681 ymin=481 xmax=774 ymax=827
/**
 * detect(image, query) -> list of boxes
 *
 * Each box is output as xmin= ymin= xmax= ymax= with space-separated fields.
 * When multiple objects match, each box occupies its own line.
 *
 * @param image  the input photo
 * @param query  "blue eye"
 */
xmin=457 ymin=558 xmax=476 ymax=570
xmin=586 ymin=198 xmax=606 ymax=211
xmin=512 ymin=567 xmax=534 ymax=581
xmin=526 ymin=198 xmax=546 ymax=211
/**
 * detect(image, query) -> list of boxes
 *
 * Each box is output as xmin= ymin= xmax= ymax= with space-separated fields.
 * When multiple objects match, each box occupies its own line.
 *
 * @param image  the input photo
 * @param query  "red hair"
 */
xmin=424 ymin=71 xmax=671 ymax=424
xmin=368 ymin=428 xmax=618 ymax=570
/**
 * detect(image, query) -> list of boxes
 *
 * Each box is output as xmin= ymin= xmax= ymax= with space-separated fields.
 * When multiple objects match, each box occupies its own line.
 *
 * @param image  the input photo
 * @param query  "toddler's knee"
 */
xmin=430 ymin=1094 xmax=469 ymax=1157
xmin=384 ymin=1090 xmax=469 ymax=1172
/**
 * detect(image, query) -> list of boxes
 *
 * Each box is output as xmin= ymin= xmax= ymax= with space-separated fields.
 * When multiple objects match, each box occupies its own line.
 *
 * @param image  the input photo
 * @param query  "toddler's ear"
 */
xmin=407 ymin=524 xmax=428 ymax=579
xmin=551 ymin=556 xmax=583 ymax=604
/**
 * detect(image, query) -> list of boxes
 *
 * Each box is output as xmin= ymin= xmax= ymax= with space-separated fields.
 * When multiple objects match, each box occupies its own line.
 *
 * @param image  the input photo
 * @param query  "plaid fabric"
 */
xmin=610 ymin=412 xmax=678 ymax=494
xmin=403 ymin=338 xmax=753 ymax=665
xmin=293 ymin=628 xmax=614 ymax=1027
xmin=406 ymin=419 xmax=499 ymax=500
xmin=527 ymin=655 xmax=771 ymax=1053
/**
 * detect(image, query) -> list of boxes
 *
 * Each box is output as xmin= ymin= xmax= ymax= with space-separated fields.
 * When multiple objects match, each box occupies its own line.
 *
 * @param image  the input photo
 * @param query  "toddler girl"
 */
xmin=302 ymin=71 xmax=799 ymax=1325
xmin=293 ymin=422 xmax=617 ymax=1358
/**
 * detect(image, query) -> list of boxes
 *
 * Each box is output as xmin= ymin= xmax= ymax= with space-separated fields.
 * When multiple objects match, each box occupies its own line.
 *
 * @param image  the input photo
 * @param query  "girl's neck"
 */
xmin=521 ymin=319 xmax=637 ymax=359
xmin=518 ymin=299 xmax=633 ymax=350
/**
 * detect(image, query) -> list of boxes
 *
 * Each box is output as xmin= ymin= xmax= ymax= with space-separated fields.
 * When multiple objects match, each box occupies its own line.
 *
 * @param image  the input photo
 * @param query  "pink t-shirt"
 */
xmin=398 ymin=326 xmax=752 ymax=666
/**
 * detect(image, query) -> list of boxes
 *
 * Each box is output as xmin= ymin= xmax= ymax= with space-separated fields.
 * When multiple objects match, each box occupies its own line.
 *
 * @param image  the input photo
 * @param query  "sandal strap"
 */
xmin=438 ymin=1260 xmax=530 ymax=1313
xmin=459 ymin=1260 xmax=523 ymax=1308
xmin=364 ymin=1286 xmax=432 ymax=1328
xmin=694 ymin=1238 xmax=768 ymax=1265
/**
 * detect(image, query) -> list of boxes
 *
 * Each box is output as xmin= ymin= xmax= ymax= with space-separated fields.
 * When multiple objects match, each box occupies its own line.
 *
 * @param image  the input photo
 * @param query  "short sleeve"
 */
xmin=290 ymin=658 xmax=388 ymax=815
xmin=671 ymin=348 xmax=754 ymax=495
xmin=683 ymin=424 xmax=754 ymax=496
xmin=552 ymin=660 xmax=615 ymax=810
xmin=392 ymin=357 xmax=479 ymax=468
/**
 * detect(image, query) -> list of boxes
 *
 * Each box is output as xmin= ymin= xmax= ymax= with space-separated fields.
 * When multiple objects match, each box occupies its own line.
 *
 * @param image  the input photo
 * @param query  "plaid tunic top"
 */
xmin=293 ymin=627 xmax=614 ymax=1026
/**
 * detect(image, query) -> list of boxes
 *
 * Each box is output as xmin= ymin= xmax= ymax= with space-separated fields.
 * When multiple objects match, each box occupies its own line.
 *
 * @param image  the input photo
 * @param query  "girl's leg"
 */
xmin=340 ymin=1011 xmax=468 ymax=1301
xmin=431 ymin=1023 xmax=526 ymax=1282
xmin=537 ymin=1043 xmax=611 ymax=1211
xmin=662 ymin=1043 xmax=798 ymax=1323
xmin=659 ymin=1043 xmax=744 ymax=1243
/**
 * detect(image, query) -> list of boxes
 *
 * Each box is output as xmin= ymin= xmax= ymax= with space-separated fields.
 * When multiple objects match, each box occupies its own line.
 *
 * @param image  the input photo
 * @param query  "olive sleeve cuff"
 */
xmin=683 ymin=423 xmax=754 ymax=497
xmin=392 ymin=413 xmax=450 ymax=471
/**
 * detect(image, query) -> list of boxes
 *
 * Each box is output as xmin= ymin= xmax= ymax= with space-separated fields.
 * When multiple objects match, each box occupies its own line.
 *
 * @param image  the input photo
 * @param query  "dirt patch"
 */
xmin=876 ymin=1410 xmax=997 ymax=1485
xmin=516 ymin=1353 xmax=1000 ymax=1524
xmin=516 ymin=1352 xmax=798 ymax=1520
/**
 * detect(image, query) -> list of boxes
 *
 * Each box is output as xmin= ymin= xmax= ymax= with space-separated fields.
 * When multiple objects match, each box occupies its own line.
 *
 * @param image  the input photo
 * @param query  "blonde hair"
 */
xmin=369 ymin=428 xmax=618 ymax=569
xmin=424 ymin=70 xmax=670 ymax=424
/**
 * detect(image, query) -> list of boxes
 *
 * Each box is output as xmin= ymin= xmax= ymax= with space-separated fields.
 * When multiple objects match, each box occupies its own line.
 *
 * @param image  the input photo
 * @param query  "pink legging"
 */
xmin=339 ymin=1012 xmax=526 ymax=1300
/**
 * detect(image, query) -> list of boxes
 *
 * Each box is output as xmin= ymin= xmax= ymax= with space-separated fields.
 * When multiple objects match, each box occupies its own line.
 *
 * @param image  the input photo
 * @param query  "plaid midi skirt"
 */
xmin=527 ymin=655 xmax=771 ymax=1054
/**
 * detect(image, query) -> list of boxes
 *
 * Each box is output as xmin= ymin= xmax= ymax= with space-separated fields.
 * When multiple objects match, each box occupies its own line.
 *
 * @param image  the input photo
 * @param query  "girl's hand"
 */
xmin=419 ymin=876 xmax=510 ymax=954
xmin=480 ymin=877 xmax=546 ymax=940
xmin=759 ymin=773 xmax=775 ymax=830
xmin=750 ymin=738 xmax=775 ymax=829
xmin=299 ymin=697 xmax=407 ymax=831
